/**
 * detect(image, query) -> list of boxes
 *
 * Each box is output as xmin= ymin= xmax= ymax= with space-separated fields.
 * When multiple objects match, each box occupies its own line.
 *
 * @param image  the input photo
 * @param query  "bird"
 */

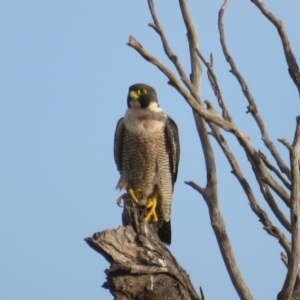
xmin=114 ymin=83 xmax=180 ymax=245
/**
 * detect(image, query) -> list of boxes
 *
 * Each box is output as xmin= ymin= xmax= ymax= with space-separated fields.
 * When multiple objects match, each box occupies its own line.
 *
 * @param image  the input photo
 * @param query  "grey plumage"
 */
xmin=114 ymin=83 xmax=180 ymax=244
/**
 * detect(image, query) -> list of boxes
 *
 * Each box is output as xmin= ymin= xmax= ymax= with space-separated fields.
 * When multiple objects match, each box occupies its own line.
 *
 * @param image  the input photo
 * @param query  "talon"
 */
xmin=128 ymin=188 xmax=142 ymax=203
xmin=116 ymin=194 xmax=126 ymax=207
xmin=144 ymin=195 xmax=158 ymax=222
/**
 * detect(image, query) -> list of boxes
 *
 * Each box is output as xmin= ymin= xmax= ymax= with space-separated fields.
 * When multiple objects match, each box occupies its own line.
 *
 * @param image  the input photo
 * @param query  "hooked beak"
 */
xmin=129 ymin=90 xmax=139 ymax=100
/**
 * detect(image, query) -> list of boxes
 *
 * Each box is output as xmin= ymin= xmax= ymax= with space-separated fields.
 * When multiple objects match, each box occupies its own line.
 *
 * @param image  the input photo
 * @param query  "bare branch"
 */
xmin=177 ymin=2 xmax=253 ymax=297
xmin=147 ymin=0 xmax=219 ymax=197
xmin=259 ymin=151 xmax=291 ymax=190
xmin=127 ymin=35 xmax=192 ymax=100
xmin=147 ymin=0 xmax=193 ymax=93
xmin=279 ymin=117 xmax=300 ymax=300
xmin=208 ymin=124 xmax=291 ymax=255
xmin=186 ymin=179 xmax=254 ymax=300
xmin=185 ymin=181 xmax=205 ymax=195
xmin=251 ymin=0 xmax=300 ymax=97
xmin=146 ymin=0 xmax=215 ymax=198
xmin=147 ymin=7 xmax=241 ymax=293
xmin=218 ymin=0 xmax=291 ymax=181
xmin=259 ymin=182 xmax=291 ymax=233
xmin=281 ymin=252 xmax=288 ymax=268
xmin=128 ymin=36 xmax=290 ymax=206
xmin=186 ymin=117 xmax=256 ymax=300
xmin=190 ymin=97 xmax=256 ymax=300
xmin=127 ymin=2 xmax=297 ymax=299
xmin=198 ymin=2 xmax=292 ymax=213
xmin=291 ymin=276 xmax=300 ymax=300
xmin=196 ymin=48 xmax=232 ymax=122
xmin=278 ymin=138 xmax=292 ymax=151
xmin=178 ymin=0 xmax=201 ymax=89
xmin=200 ymin=47 xmax=291 ymax=232
xmin=178 ymin=2 xmax=253 ymax=296
xmin=176 ymin=1 xmax=221 ymax=220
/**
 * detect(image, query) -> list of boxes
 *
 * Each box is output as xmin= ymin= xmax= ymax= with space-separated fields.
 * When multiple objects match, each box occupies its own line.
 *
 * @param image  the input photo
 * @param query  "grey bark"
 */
xmin=85 ymin=195 xmax=202 ymax=300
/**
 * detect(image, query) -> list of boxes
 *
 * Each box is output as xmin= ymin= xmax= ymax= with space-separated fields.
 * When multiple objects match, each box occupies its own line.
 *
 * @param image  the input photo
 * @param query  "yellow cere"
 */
xmin=130 ymin=90 xmax=139 ymax=99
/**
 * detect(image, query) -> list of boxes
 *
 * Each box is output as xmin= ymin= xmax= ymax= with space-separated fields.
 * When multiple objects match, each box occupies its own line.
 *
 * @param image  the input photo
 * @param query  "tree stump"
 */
xmin=85 ymin=194 xmax=202 ymax=300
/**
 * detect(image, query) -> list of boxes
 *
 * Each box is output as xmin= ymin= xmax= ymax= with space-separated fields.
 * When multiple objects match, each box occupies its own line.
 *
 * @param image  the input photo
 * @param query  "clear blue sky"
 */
xmin=1 ymin=1 xmax=299 ymax=299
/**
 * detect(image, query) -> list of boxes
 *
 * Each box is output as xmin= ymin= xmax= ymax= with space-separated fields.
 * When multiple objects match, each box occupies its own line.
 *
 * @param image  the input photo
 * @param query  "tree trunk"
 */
xmin=85 ymin=194 xmax=202 ymax=300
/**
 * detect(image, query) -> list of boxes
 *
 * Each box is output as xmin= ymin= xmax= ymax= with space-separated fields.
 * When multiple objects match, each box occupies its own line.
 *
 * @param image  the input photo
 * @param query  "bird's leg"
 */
xmin=144 ymin=190 xmax=158 ymax=222
xmin=127 ymin=188 xmax=142 ymax=203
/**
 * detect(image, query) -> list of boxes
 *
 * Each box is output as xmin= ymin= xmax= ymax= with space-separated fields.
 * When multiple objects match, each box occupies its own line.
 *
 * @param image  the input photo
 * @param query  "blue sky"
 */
xmin=1 ymin=1 xmax=299 ymax=299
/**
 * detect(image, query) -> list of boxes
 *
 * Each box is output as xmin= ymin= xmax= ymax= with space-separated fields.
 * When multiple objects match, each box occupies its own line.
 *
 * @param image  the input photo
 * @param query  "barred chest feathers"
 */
xmin=123 ymin=103 xmax=167 ymax=136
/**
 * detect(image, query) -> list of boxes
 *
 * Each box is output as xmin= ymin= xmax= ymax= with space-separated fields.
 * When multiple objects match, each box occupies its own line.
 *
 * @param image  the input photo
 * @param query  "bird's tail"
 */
xmin=158 ymin=221 xmax=171 ymax=245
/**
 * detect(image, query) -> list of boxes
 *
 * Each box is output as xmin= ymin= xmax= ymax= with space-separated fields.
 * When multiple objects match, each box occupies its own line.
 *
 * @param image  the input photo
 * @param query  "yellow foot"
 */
xmin=144 ymin=197 xmax=158 ymax=222
xmin=128 ymin=188 xmax=142 ymax=203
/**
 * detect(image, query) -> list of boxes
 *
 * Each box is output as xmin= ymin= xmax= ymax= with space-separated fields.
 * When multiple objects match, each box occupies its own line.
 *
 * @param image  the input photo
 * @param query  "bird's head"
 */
xmin=127 ymin=83 xmax=159 ymax=109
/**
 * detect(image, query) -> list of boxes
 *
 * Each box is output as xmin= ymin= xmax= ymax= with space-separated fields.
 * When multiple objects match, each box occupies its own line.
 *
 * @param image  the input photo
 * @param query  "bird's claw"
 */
xmin=128 ymin=188 xmax=143 ymax=203
xmin=144 ymin=197 xmax=158 ymax=222
xmin=116 ymin=193 xmax=126 ymax=207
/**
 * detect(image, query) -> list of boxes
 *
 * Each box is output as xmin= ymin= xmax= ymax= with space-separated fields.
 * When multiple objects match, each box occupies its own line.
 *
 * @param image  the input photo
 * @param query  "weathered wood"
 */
xmin=85 ymin=195 xmax=202 ymax=300
xmin=278 ymin=117 xmax=300 ymax=300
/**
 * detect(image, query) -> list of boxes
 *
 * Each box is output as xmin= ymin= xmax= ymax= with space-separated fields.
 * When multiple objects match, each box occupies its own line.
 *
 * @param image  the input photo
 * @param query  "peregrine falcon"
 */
xmin=114 ymin=83 xmax=180 ymax=245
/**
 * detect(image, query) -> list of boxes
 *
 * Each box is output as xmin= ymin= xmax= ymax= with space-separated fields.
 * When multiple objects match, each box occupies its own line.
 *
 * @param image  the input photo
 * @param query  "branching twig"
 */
xmin=219 ymin=0 xmax=291 ymax=181
xmin=196 ymin=49 xmax=232 ymax=122
xmin=178 ymin=0 xmax=201 ymax=90
xmin=178 ymin=1 xmax=253 ymax=298
xmin=186 ymin=179 xmax=254 ymax=300
xmin=126 ymin=1 xmax=298 ymax=299
xmin=179 ymin=1 xmax=254 ymax=299
xmin=278 ymin=138 xmax=292 ymax=151
xmin=279 ymin=117 xmax=300 ymax=300
xmin=127 ymin=36 xmax=290 ymax=207
xmin=281 ymin=252 xmax=288 ymax=268
xmin=259 ymin=151 xmax=291 ymax=190
xmin=200 ymin=45 xmax=291 ymax=233
xmin=201 ymin=51 xmax=291 ymax=232
xmin=207 ymin=123 xmax=291 ymax=254
xmin=251 ymin=0 xmax=300 ymax=97
xmin=259 ymin=182 xmax=291 ymax=233
xmin=147 ymin=0 xmax=194 ymax=95
xmin=196 ymin=7 xmax=293 ymax=255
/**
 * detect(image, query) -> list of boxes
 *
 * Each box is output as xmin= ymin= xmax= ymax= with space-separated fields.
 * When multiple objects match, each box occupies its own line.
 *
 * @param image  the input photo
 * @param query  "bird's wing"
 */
xmin=114 ymin=117 xmax=125 ymax=172
xmin=164 ymin=116 xmax=180 ymax=189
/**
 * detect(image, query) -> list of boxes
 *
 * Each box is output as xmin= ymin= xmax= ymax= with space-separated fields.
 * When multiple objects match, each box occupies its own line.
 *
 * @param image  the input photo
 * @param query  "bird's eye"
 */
xmin=138 ymin=89 xmax=146 ymax=95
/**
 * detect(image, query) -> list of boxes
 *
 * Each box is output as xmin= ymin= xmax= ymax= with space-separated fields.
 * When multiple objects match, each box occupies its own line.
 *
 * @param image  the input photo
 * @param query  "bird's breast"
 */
xmin=124 ymin=108 xmax=167 ymax=136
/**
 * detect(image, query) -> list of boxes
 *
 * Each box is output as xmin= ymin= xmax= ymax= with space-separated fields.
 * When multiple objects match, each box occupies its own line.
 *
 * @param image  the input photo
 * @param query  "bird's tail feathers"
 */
xmin=158 ymin=221 xmax=171 ymax=245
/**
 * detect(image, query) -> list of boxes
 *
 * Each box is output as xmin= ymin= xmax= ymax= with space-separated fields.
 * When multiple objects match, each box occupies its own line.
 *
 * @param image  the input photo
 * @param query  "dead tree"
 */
xmin=86 ymin=1 xmax=300 ymax=299
xmin=86 ymin=195 xmax=202 ymax=300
